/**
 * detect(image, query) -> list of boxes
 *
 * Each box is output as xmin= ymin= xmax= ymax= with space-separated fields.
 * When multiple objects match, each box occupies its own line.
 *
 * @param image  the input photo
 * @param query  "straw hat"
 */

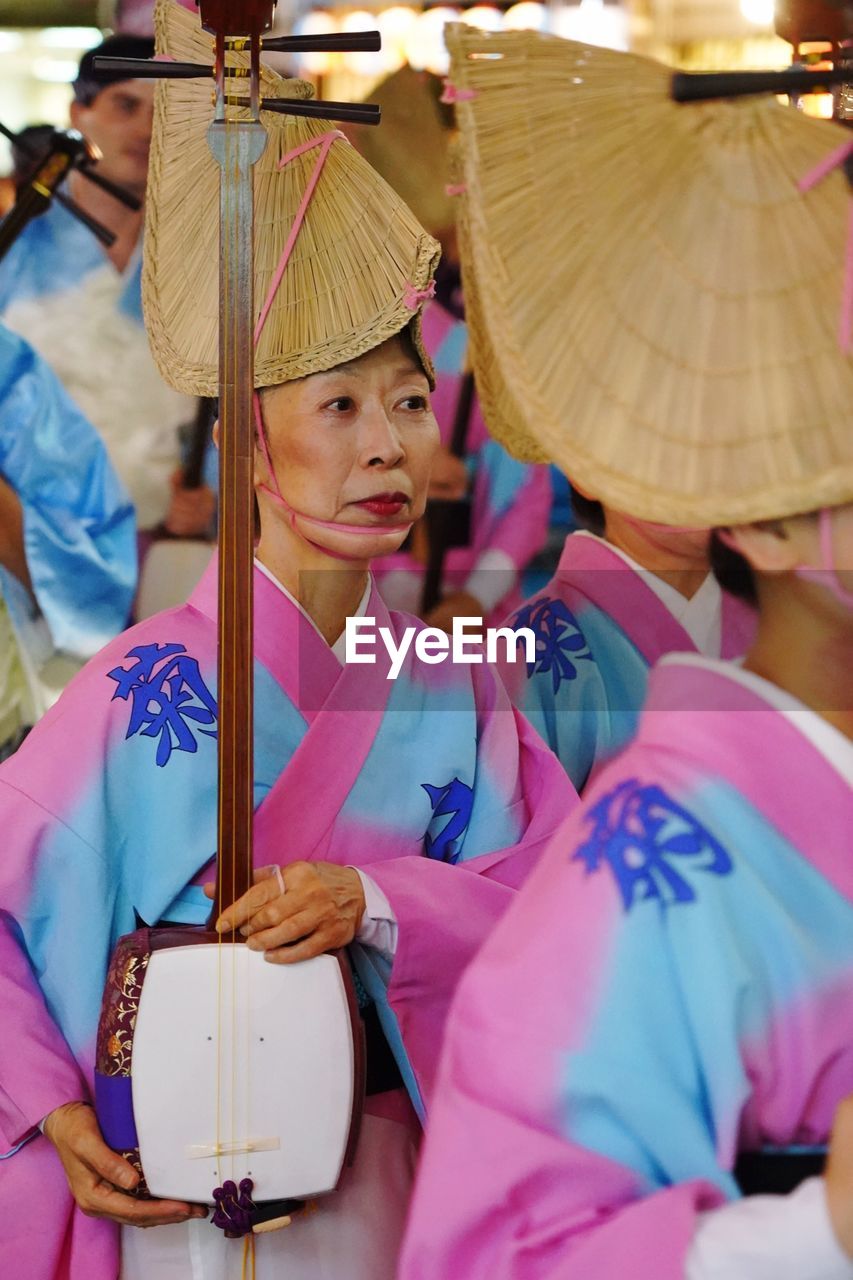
xmin=144 ymin=0 xmax=440 ymax=396
xmin=446 ymin=24 xmax=853 ymax=525
xmin=346 ymin=64 xmax=456 ymax=240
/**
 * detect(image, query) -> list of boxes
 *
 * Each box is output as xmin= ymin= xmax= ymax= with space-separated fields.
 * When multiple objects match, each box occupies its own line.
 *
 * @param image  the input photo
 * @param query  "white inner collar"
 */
xmin=573 ymin=531 xmax=722 ymax=657
xmin=254 ymin=559 xmax=371 ymax=661
xmin=660 ymin=653 xmax=853 ymax=788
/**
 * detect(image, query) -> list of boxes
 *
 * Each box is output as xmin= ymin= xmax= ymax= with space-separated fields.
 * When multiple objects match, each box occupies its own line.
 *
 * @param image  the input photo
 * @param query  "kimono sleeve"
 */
xmin=0 ymin=912 xmax=88 ymax=1152
xmin=0 ymin=779 xmax=99 ymax=1151
xmin=398 ymin=777 xmax=745 ymax=1280
xmin=0 ymin=325 xmax=136 ymax=658
xmin=364 ymin=663 xmax=578 ymax=1107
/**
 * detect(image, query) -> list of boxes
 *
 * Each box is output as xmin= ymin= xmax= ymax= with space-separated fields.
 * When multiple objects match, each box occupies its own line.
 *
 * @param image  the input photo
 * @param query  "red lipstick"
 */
xmin=355 ymin=492 xmax=408 ymax=517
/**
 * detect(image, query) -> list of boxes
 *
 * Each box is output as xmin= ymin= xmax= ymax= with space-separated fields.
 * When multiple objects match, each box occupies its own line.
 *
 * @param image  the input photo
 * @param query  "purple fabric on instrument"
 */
xmin=93 ymin=1072 xmax=138 ymax=1152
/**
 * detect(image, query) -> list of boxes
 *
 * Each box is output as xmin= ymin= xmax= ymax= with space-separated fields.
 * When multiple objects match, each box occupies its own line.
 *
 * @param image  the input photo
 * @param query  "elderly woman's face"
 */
xmin=256 ymin=335 xmax=439 ymax=559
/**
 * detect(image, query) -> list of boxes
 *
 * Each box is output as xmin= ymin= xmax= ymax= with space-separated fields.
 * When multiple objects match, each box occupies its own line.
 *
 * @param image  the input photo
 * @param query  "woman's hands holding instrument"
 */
xmin=207 ymin=862 xmax=367 ymax=962
xmin=43 ymin=1101 xmax=206 ymax=1228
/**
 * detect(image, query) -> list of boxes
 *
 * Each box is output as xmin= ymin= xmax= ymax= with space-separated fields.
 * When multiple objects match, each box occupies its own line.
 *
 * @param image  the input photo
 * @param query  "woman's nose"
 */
xmin=359 ymin=408 xmax=405 ymax=468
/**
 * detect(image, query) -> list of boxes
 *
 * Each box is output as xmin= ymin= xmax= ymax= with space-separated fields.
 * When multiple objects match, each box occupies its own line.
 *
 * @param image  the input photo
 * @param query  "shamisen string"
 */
xmin=252 ymin=128 xmax=433 ymax=561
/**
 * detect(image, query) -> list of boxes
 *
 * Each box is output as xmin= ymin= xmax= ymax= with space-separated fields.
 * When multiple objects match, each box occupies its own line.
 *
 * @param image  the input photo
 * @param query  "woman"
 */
xmin=0 ymin=7 xmax=575 ymax=1279
xmin=400 ymin=27 xmax=853 ymax=1280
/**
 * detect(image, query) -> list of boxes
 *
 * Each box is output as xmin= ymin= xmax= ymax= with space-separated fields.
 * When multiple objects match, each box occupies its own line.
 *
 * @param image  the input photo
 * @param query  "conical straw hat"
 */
xmin=346 ymin=64 xmax=456 ymax=240
xmin=446 ymin=24 xmax=853 ymax=526
xmin=144 ymin=0 xmax=440 ymax=396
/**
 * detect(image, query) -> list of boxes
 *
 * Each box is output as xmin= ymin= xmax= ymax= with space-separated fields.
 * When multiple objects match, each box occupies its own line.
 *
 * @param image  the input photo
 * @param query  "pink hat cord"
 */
xmin=798 ymin=137 xmax=853 ymax=353
xmin=797 ymin=506 xmax=853 ymax=608
xmin=440 ymin=80 xmax=477 ymax=104
xmin=403 ymin=279 xmax=436 ymax=310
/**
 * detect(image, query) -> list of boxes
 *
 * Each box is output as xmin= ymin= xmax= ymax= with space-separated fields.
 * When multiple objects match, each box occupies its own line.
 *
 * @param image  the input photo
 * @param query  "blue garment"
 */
xmin=0 ymin=197 xmax=143 ymax=321
xmin=0 ymin=323 xmax=136 ymax=664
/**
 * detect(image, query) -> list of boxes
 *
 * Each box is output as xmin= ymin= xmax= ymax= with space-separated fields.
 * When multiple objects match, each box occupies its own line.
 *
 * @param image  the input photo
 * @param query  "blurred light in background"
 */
xmin=32 ymin=56 xmax=78 ymax=82
xmin=342 ymin=9 xmax=387 ymax=74
xmin=463 ymin=5 xmax=504 ymax=31
xmin=37 ymin=27 xmax=102 ymax=49
xmin=553 ymin=0 xmax=629 ymax=49
xmin=377 ymin=5 xmax=419 ymax=71
xmin=504 ymin=3 xmax=548 ymax=31
xmin=292 ymin=9 xmax=339 ymax=74
xmin=739 ymin=0 xmax=775 ymax=27
xmin=405 ymin=7 xmax=458 ymax=74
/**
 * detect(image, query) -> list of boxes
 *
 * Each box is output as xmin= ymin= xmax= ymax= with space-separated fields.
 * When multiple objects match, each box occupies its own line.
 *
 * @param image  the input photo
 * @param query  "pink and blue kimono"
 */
xmin=373 ymin=300 xmax=551 ymax=624
xmin=0 ymin=557 xmax=575 ymax=1279
xmin=499 ymin=532 xmax=756 ymax=791
xmin=399 ymin=654 xmax=853 ymax=1279
xmin=0 ymin=322 xmax=136 ymax=675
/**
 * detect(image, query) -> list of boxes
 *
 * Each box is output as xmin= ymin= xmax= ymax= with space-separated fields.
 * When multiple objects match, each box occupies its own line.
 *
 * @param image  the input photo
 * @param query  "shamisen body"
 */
xmin=0 ymin=5 xmax=577 ymax=1280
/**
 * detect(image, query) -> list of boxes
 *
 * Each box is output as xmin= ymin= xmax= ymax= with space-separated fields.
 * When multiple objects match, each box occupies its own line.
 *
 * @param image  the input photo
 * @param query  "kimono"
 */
xmin=0 ymin=557 xmax=575 ymax=1280
xmin=0 ymin=201 xmax=191 ymax=530
xmin=500 ymin=531 xmax=756 ymax=791
xmin=399 ymin=654 xmax=853 ymax=1280
xmin=0 ymin=323 xmax=136 ymax=720
xmin=373 ymin=300 xmax=551 ymax=624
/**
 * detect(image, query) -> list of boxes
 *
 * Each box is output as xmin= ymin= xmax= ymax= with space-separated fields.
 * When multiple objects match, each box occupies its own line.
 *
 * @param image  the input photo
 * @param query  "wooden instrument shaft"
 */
xmin=207 ymin=112 xmax=268 ymax=929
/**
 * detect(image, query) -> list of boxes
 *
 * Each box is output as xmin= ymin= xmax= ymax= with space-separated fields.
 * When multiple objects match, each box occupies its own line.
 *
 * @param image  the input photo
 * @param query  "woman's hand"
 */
xmin=423 ymin=591 xmax=484 ymax=635
xmin=43 ymin=1101 xmax=206 ymax=1228
xmin=163 ymin=469 xmax=216 ymax=538
xmin=207 ymin=863 xmax=367 ymax=963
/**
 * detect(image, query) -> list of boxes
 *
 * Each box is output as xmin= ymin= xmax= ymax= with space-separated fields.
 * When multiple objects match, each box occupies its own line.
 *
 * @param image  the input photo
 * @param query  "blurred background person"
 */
xmin=0 ymin=34 xmax=214 ymax=555
xmin=0 ymin=321 xmax=136 ymax=754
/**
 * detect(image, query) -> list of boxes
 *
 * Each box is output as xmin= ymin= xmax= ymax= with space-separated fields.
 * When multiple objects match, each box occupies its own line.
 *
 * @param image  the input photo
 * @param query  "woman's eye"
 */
xmin=400 ymin=395 xmax=429 ymax=411
xmin=326 ymin=397 xmax=355 ymax=412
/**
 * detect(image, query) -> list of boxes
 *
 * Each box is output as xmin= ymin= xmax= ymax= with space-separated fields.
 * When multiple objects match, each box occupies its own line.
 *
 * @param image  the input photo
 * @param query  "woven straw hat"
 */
xmin=346 ymin=65 xmax=455 ymax=240
xmin=447 ymin=24 xmax=853 ymax=525
xmin=144 ymin=0 xmax=440 ymax=396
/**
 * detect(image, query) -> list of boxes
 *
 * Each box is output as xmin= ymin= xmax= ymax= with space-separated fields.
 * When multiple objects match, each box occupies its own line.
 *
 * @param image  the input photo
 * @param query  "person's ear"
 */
xmin=251 ymin=427 xmax=273 ymax=491
xmin=212 ymin=419 xmax=219 ymax=449
xmin=722 ymin=517 xmax=810 ymax=573
xmin=69 ymin=100 xmax=85 ymax=133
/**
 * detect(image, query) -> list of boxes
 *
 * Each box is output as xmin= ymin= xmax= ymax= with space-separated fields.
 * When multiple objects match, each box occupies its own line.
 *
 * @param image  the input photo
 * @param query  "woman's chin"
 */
xmin=308 ymin=526 xmax=410 ymax=564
